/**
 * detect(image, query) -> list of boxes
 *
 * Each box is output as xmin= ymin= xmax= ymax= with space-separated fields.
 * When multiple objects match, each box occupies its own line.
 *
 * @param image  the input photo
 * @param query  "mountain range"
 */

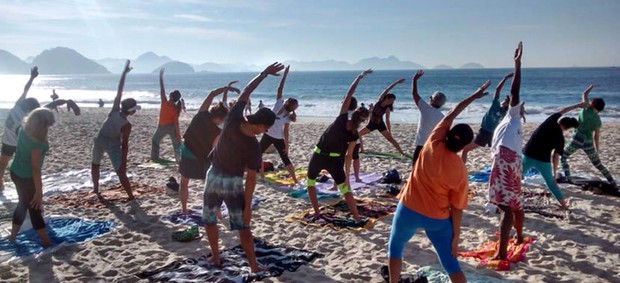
xmin=0 ymin=47 xmax=485 ymax=74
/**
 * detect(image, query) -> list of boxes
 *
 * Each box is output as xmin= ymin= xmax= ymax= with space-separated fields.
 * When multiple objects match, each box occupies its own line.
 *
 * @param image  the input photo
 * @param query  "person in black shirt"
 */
xmin=306 ymin=70 xmax=372 ymax=222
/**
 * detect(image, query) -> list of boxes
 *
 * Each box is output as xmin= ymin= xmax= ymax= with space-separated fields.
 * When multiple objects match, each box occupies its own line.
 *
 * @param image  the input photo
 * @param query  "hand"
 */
xmin=413 ymin=69 xmax=424 ymax=81
xmin=451 ymin=237 xmax=459 ymax=258
xmin=30 ymin=190 xmax=43 ymax=210
xmin=504 ymin=73 xmax=514 ymax=79
xmin=226 ymin=86 xmax=241 ymax=94
xmin=359 ymin=69 xmax=373 ymax=78
xmin=395 ymin=78 xmax=406 ymax=84
xmin=262 ymin=62 xmax=285 ymax=76
xmin=159 ymin=68 xmax=165 ymax=78
xmin=123 ymin=60 xmax=133 ymax=74
xmin=228 ymin=80 xmax=239 ymax=87
xmin=514 ymin=41 xmax=523 ymax=62
xmin=31 ymin=66 xmax=39 ymax=78
xmin=283 ymin=65 xmax=290 ymax=77
xmin=583 ymin=84 xmax=594 ymax=96
xmin=473 ymin=80 xmax=491 ymax=98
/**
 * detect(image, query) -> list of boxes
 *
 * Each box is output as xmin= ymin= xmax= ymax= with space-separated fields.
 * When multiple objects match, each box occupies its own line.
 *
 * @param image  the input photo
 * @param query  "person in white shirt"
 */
xmin=411 ymin=70 xmax=446 ymax=164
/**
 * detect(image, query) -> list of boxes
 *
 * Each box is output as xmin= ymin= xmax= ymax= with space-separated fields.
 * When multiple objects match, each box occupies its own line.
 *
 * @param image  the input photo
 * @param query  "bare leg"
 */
xmin=513 ymin=209 xmax=525 ymax=244
xmin=448 ymin=272 xmax=467 ymax=283
xmin=353 ymin=159 xmax=361 ymax=182
xmin=116 ymin=169 xmax=134 ymax=200
xmin=492 ymin=204 xmax=513 ymax=260
xmin=307 ymin=186 xmax=320 ymax=215
xmin=91 ymin=163 xmax=100 ymax=193
xmin=461 ymin=142 xmax=479 ymax=163
xmin=0 ymin=155 xmax=11 ymax=189
xmin=239 ymin=229 xmax=265 ymax=273
xmin=343 ymin=192 xmax=360 ymax=221
xmin=8 ymin=223 xmax=20 ymax=242
xmin=205 ymin=224 xmax=221 ymax=266
xmin=381 ymin=130 xmax=404 ymax=155
xmin=36 ymin=228 xmax=52 ymax=248
xmin=285 ymin=164 xmax=298 ymax=183
xmin=180 ymin=176 xmax=190 ymax=214
xmin=388 ymin=258 xmax=402 ymax=283
xmin=358 ymin=127 xmax=370 ymax=137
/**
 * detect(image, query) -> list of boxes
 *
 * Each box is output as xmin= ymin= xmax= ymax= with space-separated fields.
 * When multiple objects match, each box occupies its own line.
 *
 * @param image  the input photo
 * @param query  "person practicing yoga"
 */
xmin=523 ymin=100 xmax=584 ymax=209
xmin=259 ymin=65 xmax=300 ymax=184
xmin=461 ymin=72 xmax=514 ymax=163
xmin=177 ymin=82 xmax=238 ymax=214
xmin=91 ymin=60 xmax=137 ymax=199
xmin=560 ymin=85 xmax=617 ymax=186
xmin=202 ymin=63 xmax=281 ymax=272
xmin=151 ymin=68 xmax=183 ymax=163
xmin=358 ymin=78 xmax=405 ymax=155
xmin=305 ymin=69 xmax=372 ymax=222
xmin=488 ymin=42 xmax=526 ymax=261
xmin=387 ymin=80 xmax=491 ymax=283
xmin=8 ymin=108 xmax=56 ymax=248
xmin=412 ymin=70 xmax=447 ymax=164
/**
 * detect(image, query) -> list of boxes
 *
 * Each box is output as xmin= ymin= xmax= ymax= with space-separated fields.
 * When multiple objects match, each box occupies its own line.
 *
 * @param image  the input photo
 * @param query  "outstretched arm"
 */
xmin=443 ymin=81 xmax=491 ymax=124
xmin=18 ymin=66 xmax=39 ymax=102
xmin=581 ymin=84 xmax=594 ymax=104
xmin=377 ymin=78 xmax=405 ymax=102
xmin=199 ymin=81 xmax=240 ymax=112
xmin=340 ymin=69 xmax=372 ymax=115
xmin=238 ymin=62 xmax=285 ymax=103
xmin=509 ymin=42 xmax=523 ymax=106
xmin=276 ymin=65 xmax=290 ymax=101
xmin=159 ymin=68 xmax=167 ymax=103
xmin=558 ymin=101 xmax=587 ymax=115
xmin=494 ymin=73 xmax=514 ymax=99
xmin=411 ymin=70 xmax=424 ymax=106
xmin=112 ymin=60 xmax=132 ymax=112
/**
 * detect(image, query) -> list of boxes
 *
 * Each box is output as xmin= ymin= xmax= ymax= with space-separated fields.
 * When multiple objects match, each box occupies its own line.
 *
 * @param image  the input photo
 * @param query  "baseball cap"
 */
xmin=246 ymin=107 xmax=276 ymax=127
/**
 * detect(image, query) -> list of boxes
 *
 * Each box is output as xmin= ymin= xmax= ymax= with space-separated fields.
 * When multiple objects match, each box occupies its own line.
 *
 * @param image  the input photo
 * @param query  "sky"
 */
xmin=1 ymin=0 xmax=619 ymax=68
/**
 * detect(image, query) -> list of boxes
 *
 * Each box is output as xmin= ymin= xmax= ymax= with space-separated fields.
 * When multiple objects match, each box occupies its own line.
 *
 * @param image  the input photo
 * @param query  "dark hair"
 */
xmin=385 ymin=93 xmax=396 ymax=100
xmin=348 ymin=97 xmax=358 ymax=111
xmin=591 ymin=98 xmax=605 ymax=112
xmin=170 ymin=90 xmax=182 ymax=102
xmin=445 ymin=124 xmax=474 ymax=152
xmin=19 ymin=97 xmax=41 ymax=112
xmin=209 ymin=102 xmax=229 ymax=120
xmin=350 ymin=107 xmax=369 ymax=133
xmin=247 ymin=107 xmax=276 ymax=127
xmin=121 ymin=98 xmax=137 ymax=113
xmin=559 ymin=117 xmax=579 ymax=129
xmin=284 ymin=98 xmax=299 ymax=112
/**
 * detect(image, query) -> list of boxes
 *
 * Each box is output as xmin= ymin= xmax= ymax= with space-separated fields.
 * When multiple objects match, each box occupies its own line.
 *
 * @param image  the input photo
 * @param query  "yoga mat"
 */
xmin=362 ymin=150 xmax=413 ymax=160
xmin=160 ymin=197 xmax=263 ymax=226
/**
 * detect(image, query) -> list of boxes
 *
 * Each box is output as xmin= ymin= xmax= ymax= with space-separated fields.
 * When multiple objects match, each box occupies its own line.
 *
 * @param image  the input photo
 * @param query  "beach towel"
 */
xmin=287 ymin=198 xmax=396 ymax=232
xmin=459 ymin=234 xmax=535 ymax=271
xmin=580 ymin=181 xmax=620 ymax=197
xmin=160 ymin=197 xmax=263 ymax=226
xmin=468 ymin=166 xmax=539 ymax=183
xmin=362 ymin=150 xmax=413 ymax=160
xmin=46 ymin=183 xmax=163 ymax=209
xmin=380 ymin=265 xmax=506 ymax=283
xmin=136 ymin=238 xmax=323 ymax=282
xmin=0 ymin=217 xmax=115 ymax=261
xmin=287 ymin=170 xmax=383 ymax=199
xmin=264 ymin=168 xmax=307 ymax=187
xmin=137 ymin=159 xmax=177 ymax=169
xmin=522 ymin=191 xmax=569 ymax=220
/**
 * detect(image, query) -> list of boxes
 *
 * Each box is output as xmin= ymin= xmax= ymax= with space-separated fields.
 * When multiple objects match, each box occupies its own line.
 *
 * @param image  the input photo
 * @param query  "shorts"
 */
xmin=352 ymin=143 xmax=361 ymax=160
xmin=179 ymin=145 xmax=209 ymax=180
xmin=474 ymin=128 xmax=493 ymax=147
xmin=366 ymin=120 xmax=387 ymax=132
xmin=259 ymin=134 xmax=292 ymax=166
xmin=307 ymin=152 xmax=349 ymax=194
xmin=1 ymin=143 xmax=16 ymax=156
xmin=91 ymin=139 xmax=123 ymax=171
xmin=202 ymin=167 xmax=247 ymax=230
xmin=488 ymin=146 xmax=522 ymax=210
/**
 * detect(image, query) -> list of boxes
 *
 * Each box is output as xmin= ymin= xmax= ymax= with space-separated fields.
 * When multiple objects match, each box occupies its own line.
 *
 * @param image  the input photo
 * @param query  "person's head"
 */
xmin=169 ymin=90 xmax=182 ymax=103
xmin=246 ymin=107 xmax=276 ymax=134
xmin=18 ymin=97 xmax=41 ymax=113
xmin=382 ymin=93 xmax=396 ymax=107
xmin=284 ymin=97 xmax=299 ymax=112
xmin=559 ymin=117 xmax=579 ymax=131
xmin=501 ymin=95 xmax=510 ymax=109
xmin=591 ymin=98 xmax=605 ymax=112
xmin=430 ymin=91 xmax=446 ymax=109
xmin=350 ymin=106 xmax=370 ymax=132
xmin=23 ymin=108 xmax=55 ymax=143
xmin=445 ymin=124 xmax=474 ymax=152
xmin=209 ymin=102 xmax=229 ymax=126
xmin=348 ymin=97 xmax=358 ymax=111
xmin=121 ymin=98 xmax=138 ymax=115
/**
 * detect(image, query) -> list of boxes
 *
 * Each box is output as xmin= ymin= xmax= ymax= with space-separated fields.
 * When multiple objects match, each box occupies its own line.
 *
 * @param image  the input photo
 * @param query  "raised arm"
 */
xmin=411 ymin=70 xmax=424 ymax=106
xmin=18 ymin=66 xmax=39 ymax=102
xmin=159 ymin=68 xmax=167 ymax=103
xmin=199 ymin=81 xmax=240 ymax=112
xmin=112 ymin=60 xmax=132 ymax=112
xmin=340 ymin=69 xmax=372 ymax=115
xmin=377 ymin=78 xmax=405 ymax=102
xmin=558 ymin=101 xmax=587 ymax=115
xmin=494 ymin=73 xmax=514 ymax=99
xmin=444 ymin=81 xmax=491 ymax=124
xmin=509 ymin=42 xmax=523 ymax=106
xmin=581 ymin=84 xmax=594 ymax=104
xmin=276 ymin=65 xmax=290 ymax=100
xmin=238 ymin=62 xmax=285 ymax=103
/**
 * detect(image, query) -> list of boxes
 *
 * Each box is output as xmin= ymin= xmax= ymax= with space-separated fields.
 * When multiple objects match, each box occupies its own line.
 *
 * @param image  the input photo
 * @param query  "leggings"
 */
xmin=259 ymin=134 xmax=292 ymax=166
xmin=388 ymin=203 xmax=461 ymax=274
xmin=560 ymin=134 xmax=615 ymax=184
xmin=522 ymin=155 xmax=563 ymax=201
xmin=10 ymin=171 xmax=46 ymax=230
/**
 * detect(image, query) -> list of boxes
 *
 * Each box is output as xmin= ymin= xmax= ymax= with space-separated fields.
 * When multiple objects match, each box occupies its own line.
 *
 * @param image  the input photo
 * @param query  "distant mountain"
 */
xmin=283 ymin=59 xmax=352 ymax=71
xmin=0 ymin=50 xmax=30 ymax=74
xmin=24 ymin=56 xmax=35 ymax=64
xmin=97 ymin=58 xmax=127 ymax=73
xmin=153 ymin=61 xmax=195 ymax=74
xmin=460 ymin=62 xmax=484 ymax=69
xmin=434 ymin=64 xmax=454 ymax=69
xmin=194 ymin=62 xmax=260 ymax=72
xmin=132 ymin=52 xmax=172 ymax=73
xmin=354 ymin=56 xmax=424 ymax=70
xmin=32 ymin=47 xmax=109 ymax=74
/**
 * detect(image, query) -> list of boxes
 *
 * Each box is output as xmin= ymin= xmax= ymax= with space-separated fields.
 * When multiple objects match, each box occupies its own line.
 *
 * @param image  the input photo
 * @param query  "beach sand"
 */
xmin=0 ymin=108 xmax=618 ymax=282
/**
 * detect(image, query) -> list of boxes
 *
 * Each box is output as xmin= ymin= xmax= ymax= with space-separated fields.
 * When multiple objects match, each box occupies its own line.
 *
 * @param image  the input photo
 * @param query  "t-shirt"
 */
xmin=480 ymin=97 xmax=507 ymax=133
xmin=183 ymin=111 xmax=221 ymax=162
xmin=96 ymin=111 xmax=129 ymax=146
xmin=348 ymin=110 xmax=361 ymax=145
xmin=265 ymin=99 xmax=293 ymax=140
xmin=315 ymin=113 xmax=358 ymax=157
xmin=400 ymin=120 xmax=469 ymax=219
xmin=414 ymin=100 xmax=444 ymax=146
xmin=210 ymin=101 xmax=261 ymax=177
xmin=575 ymin=107 xmax=601 ymax=141
xmin=2 ymin=105 xmax=28 ymax=146
xmin=10 ymin=129 xmax=49 ymax=178
xmin=158 ymin=101 xmax=178 ymax=125
xmin=492 ymin=102 xmax=523 ymax=153
xmin=523 ymin=113 xmax=564 ymax=162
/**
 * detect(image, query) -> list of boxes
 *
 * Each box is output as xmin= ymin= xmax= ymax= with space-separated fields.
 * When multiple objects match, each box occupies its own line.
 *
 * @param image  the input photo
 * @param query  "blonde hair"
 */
xmin=23 ymin=108 xmax=55 ymax=143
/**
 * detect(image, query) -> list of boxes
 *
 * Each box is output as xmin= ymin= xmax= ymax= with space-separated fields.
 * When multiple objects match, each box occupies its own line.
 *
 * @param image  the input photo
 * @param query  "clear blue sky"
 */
xmin=1 ymin=0 xmax=619 ymax=68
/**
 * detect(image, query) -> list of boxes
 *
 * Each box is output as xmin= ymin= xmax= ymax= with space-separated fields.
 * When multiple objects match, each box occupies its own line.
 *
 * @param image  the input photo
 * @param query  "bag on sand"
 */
xmin=262 ymin=161 xmax=275 ymax=172
xmin=381 ymin=169 xmax=401 ymax=184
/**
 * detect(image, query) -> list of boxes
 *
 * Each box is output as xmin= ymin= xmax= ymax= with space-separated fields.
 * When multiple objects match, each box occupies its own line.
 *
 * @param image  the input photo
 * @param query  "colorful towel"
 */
xmin=264 ymin=168 xmax=307 ymax=187
xmin=160 ymin=197 xmax=263 ymax=226
xmin=459 ymin=235 xmax=535 ymax=271
xmin=362 ymin=150 xmax=413 ymax=160
xmin=287 ymin=198 xmax=396 ymax=232
xmin=0 ymin=217 xmax=115 ymax=260
xmin=136 ymin=238 xmax=323 ymax=282
xmin=46 ymin=183 xmax=163 ymax=209
xmin=287 ymin=170 xmax=383 ymax=199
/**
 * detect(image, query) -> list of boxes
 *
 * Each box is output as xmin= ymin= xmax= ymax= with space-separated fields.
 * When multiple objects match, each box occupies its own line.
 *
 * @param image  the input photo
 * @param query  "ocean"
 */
xmin=1 ymin=68 xmax=619 ymax=123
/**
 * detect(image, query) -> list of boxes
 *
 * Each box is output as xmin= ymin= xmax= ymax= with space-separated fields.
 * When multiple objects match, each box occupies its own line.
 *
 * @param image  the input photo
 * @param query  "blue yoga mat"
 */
xmin=0 ymin=217 xmax=116 ymax=258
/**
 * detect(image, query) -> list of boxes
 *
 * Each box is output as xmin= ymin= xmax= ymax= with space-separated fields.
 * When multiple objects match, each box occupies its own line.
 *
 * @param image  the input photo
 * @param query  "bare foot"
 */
xmin=8 ymin=235 xmax=16 ymax=243
xmin=491 ymin=252 xmax=507 ymax=261
xmin=249 ymin=263 xmax=268 ymax=273
xmin=515 ymin=235 xmax=524 ymax=245
xmin=355 ymin=178 xmax=362 ymax=183
xmin=207 ymin=256 xmax=222 ymax=267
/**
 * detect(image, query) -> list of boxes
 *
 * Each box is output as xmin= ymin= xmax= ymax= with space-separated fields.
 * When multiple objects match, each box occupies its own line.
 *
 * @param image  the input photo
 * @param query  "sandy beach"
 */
xmin=0 ymin=107 xmax=618 ymax=282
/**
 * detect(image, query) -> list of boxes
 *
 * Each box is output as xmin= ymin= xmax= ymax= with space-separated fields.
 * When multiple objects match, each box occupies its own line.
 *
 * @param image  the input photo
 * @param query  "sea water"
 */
xmin=1 ymin=68 xmax=619 ymax=123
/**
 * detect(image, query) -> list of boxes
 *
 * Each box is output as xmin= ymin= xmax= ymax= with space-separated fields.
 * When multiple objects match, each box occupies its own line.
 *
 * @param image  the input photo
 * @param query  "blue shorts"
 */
xmin=202 ymin=167 xmax=247 ymax=230
xmin=388 ymin=203 xmax=462 ymax=275
xmin=91 ymin=138 xmax=122 ymax=171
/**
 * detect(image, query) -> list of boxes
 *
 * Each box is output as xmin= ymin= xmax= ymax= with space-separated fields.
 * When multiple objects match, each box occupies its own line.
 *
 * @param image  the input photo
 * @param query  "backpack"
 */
xmin=381 ymin=169 xmax=401 ymax=184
